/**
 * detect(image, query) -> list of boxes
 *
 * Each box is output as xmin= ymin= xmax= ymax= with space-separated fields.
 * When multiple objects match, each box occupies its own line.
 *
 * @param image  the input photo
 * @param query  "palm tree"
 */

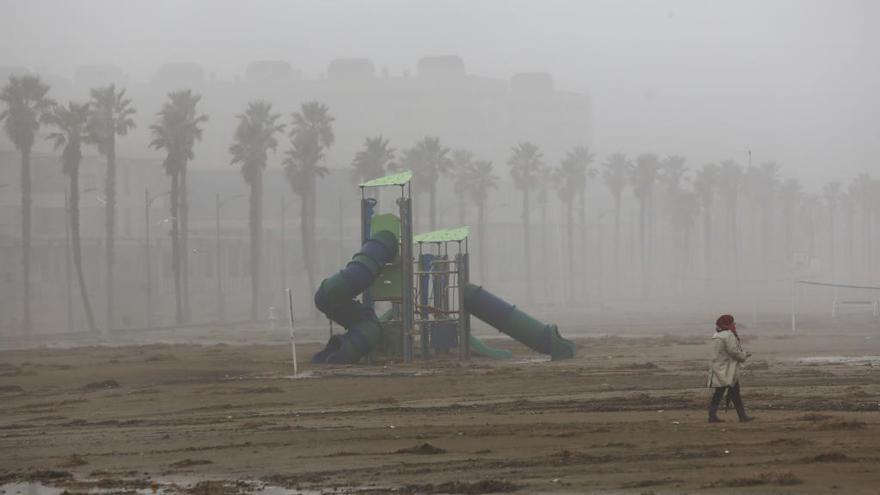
xmin=351 ymin=135 xmax=394 ymax=184
xmin=508 ymin=142 xmax=543 ymax=304
xmin=462 ymin=160 xmax=498 ymax=283
xmin=47 ymin=102 xmax=97 ymax=333
xmin=778 ymin=178 xmax=802 ymax=262
xmin=557 ymin=147 xmax=595 ymax=301
xmin=718 ymin=160 xmax=744 ymax=281
xmin=451 ymin=149 xmax=474 ymax=226
xmin=399 ymin=137 xmax=452 ymax=230
xmin=230 ymin=101 xmax=284 ymax=321
xmin=822 ymin=181 xmax=841 ymax=282
xmin=602 ymin=153 xmax=631 ymax=282
xmin=149 ymin=90 xmax=208 ymax=325
xmin=669 ymin=187 xmax=700 ymax=291
xmin=87 ymin=84 xmax=135 ymax=332
xmin=752 ymin=162 xmax=780 ymax=276
xmin=693 ymin=164 xmax=719 ymax=285
xmin=850 ymin=173 xmax=874 ymax=281
xmin=285 ymin=101 xmax=334 ymax=296
xmin=659 ymin=155 xmax=688 ymax=285
xmin=0 ymin=74 xmax=54 ymax=334
xmin=535 ymin=163 xmax=556 ymax=297
xmin=630 ymin=153 xmax=660 ymax=297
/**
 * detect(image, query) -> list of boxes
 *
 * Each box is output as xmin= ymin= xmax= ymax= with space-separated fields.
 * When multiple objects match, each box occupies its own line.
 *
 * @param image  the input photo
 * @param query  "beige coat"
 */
xmin=707 ymin=330 xmax=748 ymax=388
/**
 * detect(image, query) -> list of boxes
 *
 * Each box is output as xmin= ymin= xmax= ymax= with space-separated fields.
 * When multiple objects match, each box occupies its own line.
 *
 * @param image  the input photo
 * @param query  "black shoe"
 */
xmin=739 ymin=416 xmax=754 ymax=423
xmin=709 ymin=417 xmax=725 ymax=423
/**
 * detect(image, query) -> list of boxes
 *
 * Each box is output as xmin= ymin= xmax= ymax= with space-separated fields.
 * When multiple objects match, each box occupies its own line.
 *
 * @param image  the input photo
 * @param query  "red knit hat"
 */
xmin=716 ymin=314 xmax=735 ymax=329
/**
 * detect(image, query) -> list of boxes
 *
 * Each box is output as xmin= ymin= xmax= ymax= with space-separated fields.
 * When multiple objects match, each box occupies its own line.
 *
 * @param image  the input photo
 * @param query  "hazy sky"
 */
xmin=2 ymin=0 xmax=878 ymax=188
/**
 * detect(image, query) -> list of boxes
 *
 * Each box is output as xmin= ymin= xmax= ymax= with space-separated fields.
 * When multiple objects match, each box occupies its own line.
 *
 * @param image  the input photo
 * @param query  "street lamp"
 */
xmin=216 ymin=193 xmax=245 ymax=322
xmin=145 ymin=188 xmax=170 ymax=330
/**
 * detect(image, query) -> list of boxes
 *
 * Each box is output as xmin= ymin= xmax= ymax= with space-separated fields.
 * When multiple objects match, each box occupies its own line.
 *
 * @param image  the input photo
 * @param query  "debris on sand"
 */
xmin=806 ymin=452 xmax=854 ymax=463
xmin=81 ymin=380 xmax=121 ymax=392
xmin=817 ymin=419 xmax=867 ymax=430
xmin=170 ymin=458 xmax=213 ymax=468
xmin=799 ymin=413 xmax=833 ymax=422
xmin=399 ymin=479 xmax=520 ymax=494
xmin=620 ymin=478 xmax=682 ymax=488
xmin=0 ymin=385 xmax=25 ymax=395
xmin=705 ymin=471 xmax=802 ymax=487
xmin=59 ymin=454 xmax=88 ymax=467
xmin=0 ymin=363 xmax=22 ymax=377
xmin=22 ymin=470 xmax=73 ymax=482
xmin=395 ymin=443 xmax=446 ymax=455
xmin=186 ymin=480 xmax=250 ymax=495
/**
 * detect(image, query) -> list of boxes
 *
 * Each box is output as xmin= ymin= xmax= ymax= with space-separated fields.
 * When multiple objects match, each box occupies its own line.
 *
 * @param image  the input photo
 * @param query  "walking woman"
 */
xmin=707 ymin=314 xmax=754 ymax=423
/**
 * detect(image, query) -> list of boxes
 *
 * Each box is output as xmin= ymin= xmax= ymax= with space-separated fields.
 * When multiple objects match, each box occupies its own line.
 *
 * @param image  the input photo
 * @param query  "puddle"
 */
xmin=799 ymin=356 xmax=880 ymax=365
xmin=0 ymin=483 xmax=64 ymax=495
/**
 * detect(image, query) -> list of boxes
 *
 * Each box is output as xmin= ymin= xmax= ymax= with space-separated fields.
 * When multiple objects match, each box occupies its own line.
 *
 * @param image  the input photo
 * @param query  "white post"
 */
xmin=287 ymin=288 xmax=298 ymax=375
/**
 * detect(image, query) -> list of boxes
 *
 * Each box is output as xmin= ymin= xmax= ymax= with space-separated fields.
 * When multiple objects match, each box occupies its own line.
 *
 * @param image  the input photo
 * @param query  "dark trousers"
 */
xmin=709 ymin=382 xmax=748 ymax=420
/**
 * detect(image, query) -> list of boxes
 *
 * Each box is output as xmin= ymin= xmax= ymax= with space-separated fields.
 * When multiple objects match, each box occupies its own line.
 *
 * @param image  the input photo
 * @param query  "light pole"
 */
xmin=145 ymin=188 xmax=170 ymax=330
xmin=216 ymin=193 xmax=244 ymax=322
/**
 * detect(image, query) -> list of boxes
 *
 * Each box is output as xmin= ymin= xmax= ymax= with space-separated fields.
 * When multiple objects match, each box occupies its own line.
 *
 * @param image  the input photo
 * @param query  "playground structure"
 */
xmin=312 ymin=171 xmax=576 ymax=364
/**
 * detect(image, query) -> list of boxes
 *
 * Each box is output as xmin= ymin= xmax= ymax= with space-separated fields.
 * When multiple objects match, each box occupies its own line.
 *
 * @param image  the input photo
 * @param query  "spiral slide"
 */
xmin=312 ymin=230 xmax=397 ymax=364
xmin=462 ymin=283 xmax=576 ymax=361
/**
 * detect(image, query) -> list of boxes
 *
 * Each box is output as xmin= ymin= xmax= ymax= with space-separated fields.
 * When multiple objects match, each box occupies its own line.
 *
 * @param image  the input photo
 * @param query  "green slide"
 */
xmin=469 ymin=335 xmax=513 ymax=359
xmin=462 ymin=283 xmax=576 ymax=360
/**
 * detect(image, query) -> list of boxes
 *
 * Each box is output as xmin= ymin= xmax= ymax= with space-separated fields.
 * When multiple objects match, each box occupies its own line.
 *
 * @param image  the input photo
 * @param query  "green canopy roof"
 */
xmin=359 ymin=170 xmax=413 ymax=188
xmin=414 ymin=227 xmax=470 ymax=243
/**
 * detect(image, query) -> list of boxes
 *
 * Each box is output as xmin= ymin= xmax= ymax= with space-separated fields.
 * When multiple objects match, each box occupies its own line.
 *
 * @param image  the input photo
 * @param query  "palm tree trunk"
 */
xmin=180 ymin=164 xmax=190 ymax=323
xmin=864 ymin=210 xmax=873 ymax=282
xmin=249 ymin=168 xmax=262 ymax=321
xmin=613 ymin=193 xmax=621 ymax=287
xmin=429 ymin=183 xmax=437 ymax=231
xmin=523 ymin=189 xmax=533 ymax=304
xmin=638 ymin=197 xmax=647 ymax=298
xmin=300 ymin=191 xmax=316 ymax=304
xmin=703 ymin=203 xmax=712 ymax=288
xmin=104 ymin=141 xmax=116 ymax=332
xmin=478 ymin=201 xmax=487 ymax=284
xmin=457 ymin=194 xmax=465 ymax=227
xmin=682 ymin=224 xmax=692 ymax=292
xmin=21 ymin=148 xmax=32 ymax=335
xmin=69 ymin=171 xmax=97 ymax=333
xmin=761 ymin=204 xmax=770 ymax=279
xmin=578 ymin=191 xmax=586 ymax=299
xmin=828 ymin=203 xmax=835 ymax=282
xmin=730 ymin=195 xmax=739 ymax=284
xmin=171 ymin=172 xmax=183 ymax=324
xmin=541 ymin=200 xmax=548 ymax=298
xmin=565 ymin=199 xmax=574 ymax=303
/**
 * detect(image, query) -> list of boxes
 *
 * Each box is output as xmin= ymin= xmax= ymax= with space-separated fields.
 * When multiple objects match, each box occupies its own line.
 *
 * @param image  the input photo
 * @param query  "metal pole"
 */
xmin=216 ymin=192 xmax=224 ymax=322
xmin=399 ymin=189 xmax=414 ymax=363
xmin=281 ymin=197 xmax=286 ymax=302
xmin=457 ymin=251 xmax=470 ymax=360
xmin=65 ymin=188 xmax=73 ymax=332
xmin=144 ymin=188 xmax=153 ymax=330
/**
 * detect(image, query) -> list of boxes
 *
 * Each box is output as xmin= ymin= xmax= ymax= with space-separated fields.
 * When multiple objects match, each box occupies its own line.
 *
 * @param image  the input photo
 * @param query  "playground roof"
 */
xmin=359 ymin=170 xmax=412 ymax=188
xmin=414 ymin=227 xmax=470 ymax=243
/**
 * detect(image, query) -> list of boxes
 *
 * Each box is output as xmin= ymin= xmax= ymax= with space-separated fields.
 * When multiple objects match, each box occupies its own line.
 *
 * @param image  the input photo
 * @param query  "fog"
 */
xmin=1 ymin=0 xmax=879 ymax=335
xmin=3 ymin=0 xmax=879 ymax=186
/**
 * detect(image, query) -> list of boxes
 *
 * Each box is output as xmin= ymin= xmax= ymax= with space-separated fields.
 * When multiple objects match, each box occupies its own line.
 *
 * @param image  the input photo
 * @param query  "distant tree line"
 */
xmin=2 ymin=73 xmax=879 ymax=334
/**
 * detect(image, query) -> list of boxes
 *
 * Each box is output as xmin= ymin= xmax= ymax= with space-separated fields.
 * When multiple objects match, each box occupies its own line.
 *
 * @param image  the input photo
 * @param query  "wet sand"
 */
xmin=1 ymin=328 xmax=879 ymax=494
